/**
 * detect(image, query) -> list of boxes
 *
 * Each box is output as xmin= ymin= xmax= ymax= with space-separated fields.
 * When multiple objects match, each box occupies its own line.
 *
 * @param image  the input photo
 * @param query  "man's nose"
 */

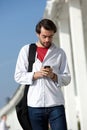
xmin=45 ymin=37 xmax=50 ymax=42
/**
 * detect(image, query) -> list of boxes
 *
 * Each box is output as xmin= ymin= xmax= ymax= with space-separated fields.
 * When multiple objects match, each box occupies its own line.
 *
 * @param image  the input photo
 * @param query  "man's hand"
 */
xmin=33 ymin=66 xmax=57 ymax=82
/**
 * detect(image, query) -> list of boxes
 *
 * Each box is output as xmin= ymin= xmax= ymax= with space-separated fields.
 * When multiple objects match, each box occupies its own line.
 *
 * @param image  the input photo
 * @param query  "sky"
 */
xmin=0 ymin=0 xmax=46 ymax=108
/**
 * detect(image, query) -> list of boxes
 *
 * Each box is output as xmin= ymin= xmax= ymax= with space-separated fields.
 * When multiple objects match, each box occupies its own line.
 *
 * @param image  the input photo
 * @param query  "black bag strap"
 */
xmin=28 ymin=43 xmax=37 ymax=72
xmin=23 ymin=43 xmax=37 ymax=106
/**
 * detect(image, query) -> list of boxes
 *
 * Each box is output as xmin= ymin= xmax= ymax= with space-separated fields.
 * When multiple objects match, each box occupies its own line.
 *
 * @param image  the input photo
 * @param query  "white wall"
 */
xmin=81 ymin=0 xmax=87 ymax=60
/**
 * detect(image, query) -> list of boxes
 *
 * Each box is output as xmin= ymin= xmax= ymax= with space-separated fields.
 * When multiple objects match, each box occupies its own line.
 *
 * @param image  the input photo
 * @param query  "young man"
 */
xmin=14 ymin=19 xmax=71 ymax=130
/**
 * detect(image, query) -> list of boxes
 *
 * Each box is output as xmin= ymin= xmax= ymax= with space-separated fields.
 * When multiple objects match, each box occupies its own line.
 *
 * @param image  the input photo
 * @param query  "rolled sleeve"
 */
xmin=14 ymin=72 xmax=34 ymax=85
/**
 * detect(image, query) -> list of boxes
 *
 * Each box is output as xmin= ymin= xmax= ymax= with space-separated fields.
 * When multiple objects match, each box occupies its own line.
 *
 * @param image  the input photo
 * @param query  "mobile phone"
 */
xmin=44 ymin=66 xmax=50 ymax=68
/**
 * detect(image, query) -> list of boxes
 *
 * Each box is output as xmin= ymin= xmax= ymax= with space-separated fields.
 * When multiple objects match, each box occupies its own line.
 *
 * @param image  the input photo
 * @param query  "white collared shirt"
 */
xmin=14 ymin=43 xmax=71 ymax=107
xmin=0 ymin=120 xmax=8 ymax=130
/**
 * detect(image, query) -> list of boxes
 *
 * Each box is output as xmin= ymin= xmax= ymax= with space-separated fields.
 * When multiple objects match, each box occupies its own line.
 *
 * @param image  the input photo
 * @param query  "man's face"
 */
xmin=37 ymin=27 xmax=54 ymax=48
xmin=2 ymin=115 xmax=7 ymax=121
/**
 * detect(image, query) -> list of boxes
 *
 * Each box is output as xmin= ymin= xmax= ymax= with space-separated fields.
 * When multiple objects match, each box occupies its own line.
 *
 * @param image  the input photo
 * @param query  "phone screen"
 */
xmin=44 ymin=66 xmax=50 ymax=68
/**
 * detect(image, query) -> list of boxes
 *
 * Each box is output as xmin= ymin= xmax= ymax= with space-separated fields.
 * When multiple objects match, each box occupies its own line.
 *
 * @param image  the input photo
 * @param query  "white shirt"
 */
xmin=14 ymin=43 xmax=71 ymax=107
xmin=0 ymin=120 xmax=8 ymax=130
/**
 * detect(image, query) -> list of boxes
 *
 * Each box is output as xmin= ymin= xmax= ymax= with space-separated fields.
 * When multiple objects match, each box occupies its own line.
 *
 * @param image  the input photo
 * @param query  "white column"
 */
xmin=58 ymin=3 xmax=78 ymax=130
xmin=69 ymin=0 xmax=87 ymax=130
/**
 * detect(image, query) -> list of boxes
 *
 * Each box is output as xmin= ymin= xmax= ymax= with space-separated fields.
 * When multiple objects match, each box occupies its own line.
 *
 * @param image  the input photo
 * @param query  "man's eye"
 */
xmin=49 ymin=36 xmax=53 ymax=39
xmin=42 ymin=36 xmax=53 ymax=39
xmin=42 ymin=36 xmax=46 ymax=38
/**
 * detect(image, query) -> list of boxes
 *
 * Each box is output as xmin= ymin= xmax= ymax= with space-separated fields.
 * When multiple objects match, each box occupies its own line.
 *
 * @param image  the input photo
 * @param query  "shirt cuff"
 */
xmin=26 ymin=72 xmax=34 ymax=85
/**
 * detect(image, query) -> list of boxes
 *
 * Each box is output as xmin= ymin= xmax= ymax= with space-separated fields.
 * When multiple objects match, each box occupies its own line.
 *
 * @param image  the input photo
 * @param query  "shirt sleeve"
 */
xmin=56 ymin=49 xmax=71 ymax=87
xmin=14 ymin=45 xmax=34 ymax=85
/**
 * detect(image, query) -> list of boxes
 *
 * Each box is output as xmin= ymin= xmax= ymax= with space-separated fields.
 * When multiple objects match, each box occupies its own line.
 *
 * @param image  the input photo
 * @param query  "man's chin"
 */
xmin=40 ymin=42 xmax=51 ymax=48
xmin=45 ymin=44 xmax=51 ymax=48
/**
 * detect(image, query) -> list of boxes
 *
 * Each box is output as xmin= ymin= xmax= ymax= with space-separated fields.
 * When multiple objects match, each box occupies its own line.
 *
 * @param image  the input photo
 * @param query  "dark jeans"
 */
xmin=28 ymin=105 xmax=67 ymax=130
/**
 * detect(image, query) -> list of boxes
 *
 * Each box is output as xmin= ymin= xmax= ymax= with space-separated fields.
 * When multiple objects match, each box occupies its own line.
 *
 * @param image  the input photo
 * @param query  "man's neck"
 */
xmin=36 ymin=41 xmax=44 ymax=48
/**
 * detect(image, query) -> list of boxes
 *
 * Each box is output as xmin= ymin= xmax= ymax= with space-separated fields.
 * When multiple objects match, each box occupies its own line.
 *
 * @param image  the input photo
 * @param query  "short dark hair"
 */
xmin=35 ymin=19 xmax=57 ymax=34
